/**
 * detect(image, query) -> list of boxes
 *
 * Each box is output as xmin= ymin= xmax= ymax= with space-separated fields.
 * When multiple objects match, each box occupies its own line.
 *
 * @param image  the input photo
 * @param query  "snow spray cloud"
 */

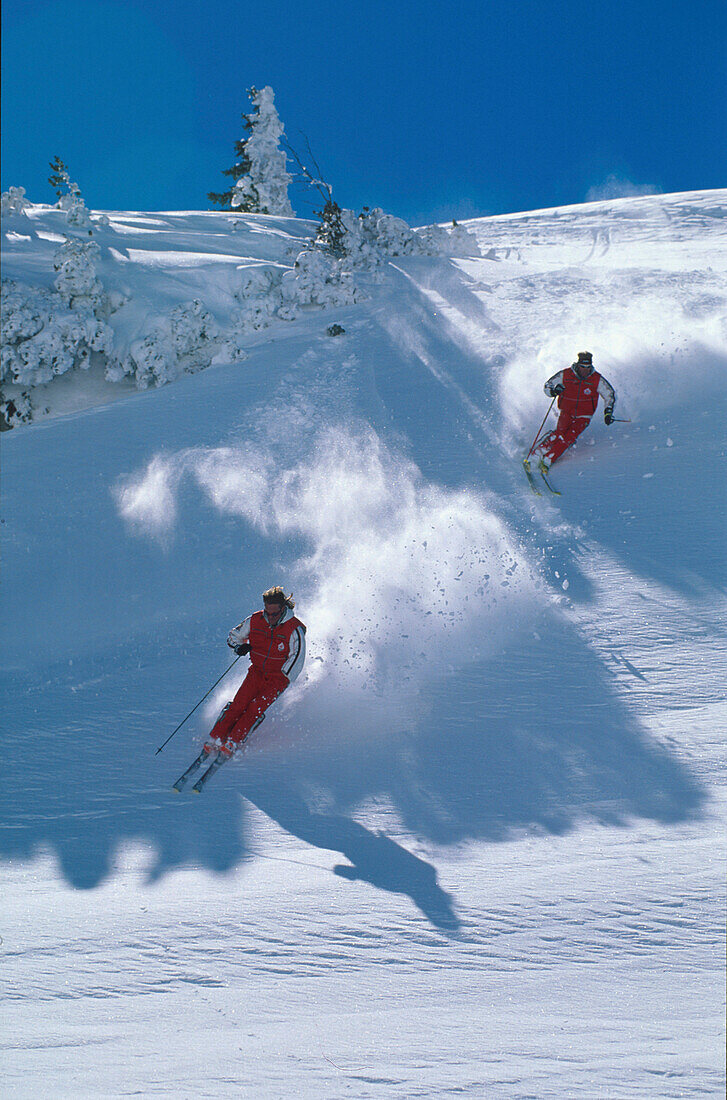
xmin=114 ymin=454 xmax=182 ymax=541
xmin=499 ymin=314 xmax=727 ymax=454
xmin=585 ymin=175 xmax=659 ymax=202
xmin=116 ymin=424 xmax=540 ymax=740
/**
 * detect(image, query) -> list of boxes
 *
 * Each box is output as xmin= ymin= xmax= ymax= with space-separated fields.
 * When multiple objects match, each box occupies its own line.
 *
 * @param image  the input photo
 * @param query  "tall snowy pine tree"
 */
xmin=208 ymin=86 xmax=293 ymax=216
xmin=48 ymin=156 xmax=79 ymax=203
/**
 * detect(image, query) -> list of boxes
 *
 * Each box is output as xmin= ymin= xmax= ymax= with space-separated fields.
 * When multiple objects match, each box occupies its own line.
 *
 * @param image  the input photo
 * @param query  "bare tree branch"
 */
xmin=282 ymin=133 xmax=349 ymax=257
xmin=300 ymin=132 xmax=327 ymax=187
xmin=282 ymin=134 xmax=332 ymax=203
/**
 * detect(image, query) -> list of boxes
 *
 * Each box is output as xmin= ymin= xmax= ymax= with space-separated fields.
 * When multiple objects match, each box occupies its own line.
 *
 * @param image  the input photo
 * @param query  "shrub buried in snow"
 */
xmin=1 ymin=280 xmax=113 ymax=389
xmin=108 ymin=301 xmax=220 ymax=390
xmin=0 ymin=190 xmax=478 ymax=424
xmin=1 ymin=234 xmax=115 ymax=423
xmin=1 ymin=187 xmax=30 ymax=217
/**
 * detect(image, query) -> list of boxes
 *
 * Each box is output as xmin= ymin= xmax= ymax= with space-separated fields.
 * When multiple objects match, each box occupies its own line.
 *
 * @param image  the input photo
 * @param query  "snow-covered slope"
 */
xmin=2 ymin=190 xmax=726 ymax=1097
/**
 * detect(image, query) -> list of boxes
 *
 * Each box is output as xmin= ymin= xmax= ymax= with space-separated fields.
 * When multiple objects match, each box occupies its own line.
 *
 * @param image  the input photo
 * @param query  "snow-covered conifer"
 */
xmin=315 ymin=203 xmax=481 ymax=266
xmin=1 ymin=187 xmax=30 ymax=216
xmin=109 ymin=300 xmax=221 ymax=390
xmin=315 ymin=198 xmax=349 ymax=258
xmin=209 ymin=87 xmax=293 ymax=215
xmin=1 ymin=279 xmax=113 ymax=393
xmin=279 ymin=250 xmax=360 ymax=316
xmin=416 ymin=218 xmax=481 ymax=257
xmin=53 ymin=238 xmax=107 ymax=314
xmin=47 ymin=157 xmax=92 ymax=227
xmin=48 ymin=156 xmax=73 ymax=201
xmin=232 ymin=266 xmax=285 ymax=331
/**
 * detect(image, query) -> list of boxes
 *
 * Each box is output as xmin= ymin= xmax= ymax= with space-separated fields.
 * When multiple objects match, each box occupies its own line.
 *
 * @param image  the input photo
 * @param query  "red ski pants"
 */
xmin=537 ymin=410 xmax=592 ymax=464
xmin=209 ymin=666 xmax=287 ymax=746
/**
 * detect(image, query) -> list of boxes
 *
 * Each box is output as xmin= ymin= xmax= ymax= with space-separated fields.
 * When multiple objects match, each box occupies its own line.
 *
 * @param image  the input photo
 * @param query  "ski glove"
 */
xmin=227 ymin=625 xmax=248 ymax=649
xmin=604 ymin=409 xmax=614 ymax=425
xmin=550 ymin=383 xmax=565 ymax=396
xmin=234 ymin=643 xmax=250 ymax=656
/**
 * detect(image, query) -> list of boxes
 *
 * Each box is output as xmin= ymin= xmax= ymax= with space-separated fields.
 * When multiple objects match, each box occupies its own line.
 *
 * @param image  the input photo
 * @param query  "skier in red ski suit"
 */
xmin=207 ymin=587 xmax=306 ymax=755
xmin=534 ymin=351 xmax=616 ymax=469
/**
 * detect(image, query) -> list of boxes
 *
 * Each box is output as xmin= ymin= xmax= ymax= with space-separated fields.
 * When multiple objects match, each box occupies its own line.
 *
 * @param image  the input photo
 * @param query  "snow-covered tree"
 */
xmin=1 ymin=187 xmax=30 ymax=217
xmin=208 ymin=86 xmax=294 ymax=216
xmin=208 ymin=124 xmax=253 ymax=209
xmin=48 ymin=156 xmax=75 ymax=201
xmin=313 ymin=204 xmax=481 ymax=266
xmin=47 ymin=156 xmax=92 ymax=227
xmin=1 ymin=278 xmax=113 ymax=392
xmin=315 ymin=197 xmax=349 ymax=258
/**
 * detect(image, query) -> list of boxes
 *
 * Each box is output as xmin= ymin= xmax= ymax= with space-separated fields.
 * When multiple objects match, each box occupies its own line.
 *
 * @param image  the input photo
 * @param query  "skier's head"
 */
xmin=574 ymin=350 xmax=594 ymax=378
xmin=263 ymin=586 xmax=295 ymax=623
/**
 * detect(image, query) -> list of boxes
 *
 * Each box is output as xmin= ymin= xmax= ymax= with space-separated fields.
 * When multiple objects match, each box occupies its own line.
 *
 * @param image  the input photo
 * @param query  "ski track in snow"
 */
xmin=1 ymin=190 xmax=726 ymax=1097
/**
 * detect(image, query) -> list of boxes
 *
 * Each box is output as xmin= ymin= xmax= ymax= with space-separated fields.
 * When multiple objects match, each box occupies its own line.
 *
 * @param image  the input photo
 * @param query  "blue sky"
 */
xmin=2 ymin=0 xmax=725 ymax=224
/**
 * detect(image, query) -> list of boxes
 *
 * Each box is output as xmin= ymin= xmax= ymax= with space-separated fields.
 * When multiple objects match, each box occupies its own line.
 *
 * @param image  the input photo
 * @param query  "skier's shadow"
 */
xmin=240 ymin=777 xmax=461 ymax=932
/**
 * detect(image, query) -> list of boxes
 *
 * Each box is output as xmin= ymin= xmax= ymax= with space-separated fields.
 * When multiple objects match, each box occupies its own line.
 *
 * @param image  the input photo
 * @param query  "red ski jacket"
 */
xmin=544 ymin=366 xmax=615 ymax=420
xmin=228 ymin=608 xmax=307 ymax=683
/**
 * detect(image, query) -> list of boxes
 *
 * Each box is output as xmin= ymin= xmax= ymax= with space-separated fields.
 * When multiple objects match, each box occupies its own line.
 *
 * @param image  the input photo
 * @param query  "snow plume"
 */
xmin=114 ymin=454 xmax=181 ymax=540
xmin=586 ymin=175 xmax=660 ymax=202
xmin=498 ymin=303 xmax=727 ymax=453
xmin=116 ymin=426 xmax=539 ymax=737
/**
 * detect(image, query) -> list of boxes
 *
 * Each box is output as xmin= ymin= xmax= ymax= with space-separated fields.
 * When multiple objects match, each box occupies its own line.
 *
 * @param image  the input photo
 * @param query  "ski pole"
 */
xmin=155 ymin=655 xmax=241 ymax=754
xmin=609 ymin=417 xmax=631 ymax=423
xmin=527 ymin=397 xmax=556 ymax=457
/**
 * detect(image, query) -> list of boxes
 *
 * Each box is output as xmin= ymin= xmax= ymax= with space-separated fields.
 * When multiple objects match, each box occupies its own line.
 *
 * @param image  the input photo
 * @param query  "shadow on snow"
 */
xmin=0 ymin=620 xmax=704 ymax=931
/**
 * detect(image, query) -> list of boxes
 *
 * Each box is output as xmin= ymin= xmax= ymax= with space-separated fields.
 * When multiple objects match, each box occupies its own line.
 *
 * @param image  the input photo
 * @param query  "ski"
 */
xmin=192 ymin=749 xmax=231 ymax=793
xmin=537 ymin=460 xmax=561 ymax=496
xmin=172 ymin=745 xmax=216 ymax=792
xmin=174 ymin=714 xmax=266 ymax=795
xmin=523 ymin=457 xmax=541 ymax=495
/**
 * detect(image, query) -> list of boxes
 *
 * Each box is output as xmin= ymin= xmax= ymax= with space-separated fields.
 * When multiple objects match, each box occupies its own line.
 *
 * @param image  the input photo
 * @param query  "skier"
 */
xmin=532 ymin=351 xmax=616 ymax=471
xmin=206 ymin=586 xmax=306 ymax=756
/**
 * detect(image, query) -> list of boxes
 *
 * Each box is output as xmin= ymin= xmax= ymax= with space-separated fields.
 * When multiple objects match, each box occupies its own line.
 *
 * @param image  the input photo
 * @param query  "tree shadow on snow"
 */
xmin=0 ymin=647 xmax=459 ymax=929
xmin=265 ymin=615 xmax=704 ymax=862
xmin=0 ymin=610 xmax=705 ymax=932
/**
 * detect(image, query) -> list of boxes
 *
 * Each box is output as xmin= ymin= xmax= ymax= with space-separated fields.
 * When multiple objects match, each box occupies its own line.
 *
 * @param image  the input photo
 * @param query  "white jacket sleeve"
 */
xmin=227 ymin=617 xmax=251 ymax=650
xmin=598 ymin=375 xmax=615 ymax=412
xmin=544 ymin=370 xmax=565 ymax=397
xmin=282 ymin=625 xmax=306 ymax=683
